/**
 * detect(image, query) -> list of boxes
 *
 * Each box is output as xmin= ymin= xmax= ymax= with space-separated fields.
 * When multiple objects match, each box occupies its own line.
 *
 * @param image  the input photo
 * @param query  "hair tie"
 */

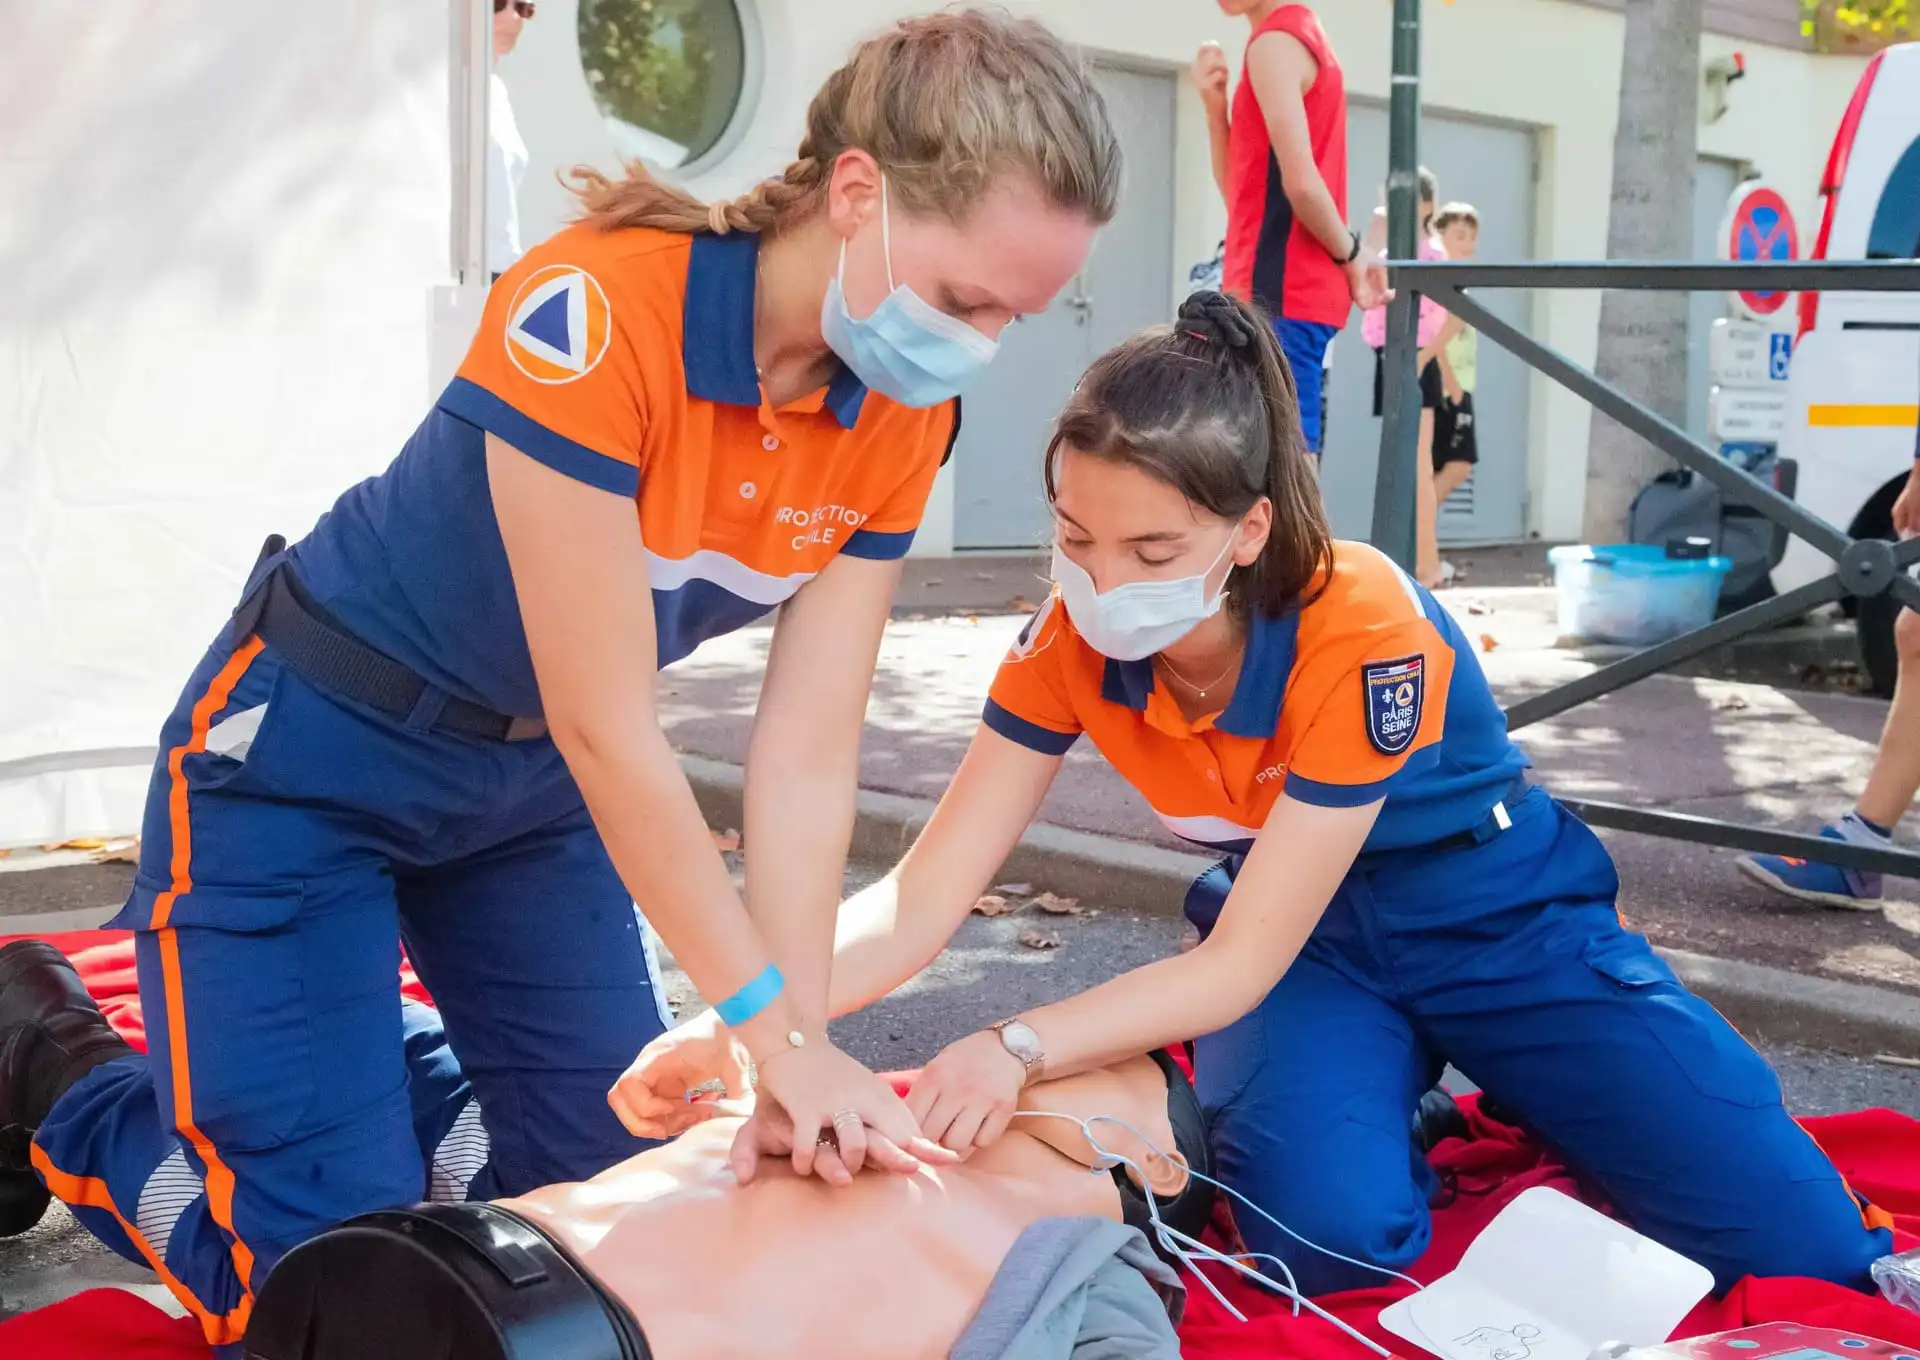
xmin=706 ymin=200 xmax=732 ymax=234
xmin=1178 ymin=290 xmax=1259 ymax=352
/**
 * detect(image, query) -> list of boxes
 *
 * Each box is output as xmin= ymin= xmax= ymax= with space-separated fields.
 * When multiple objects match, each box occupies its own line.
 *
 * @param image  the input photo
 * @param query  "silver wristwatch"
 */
xmin=989 ymin=1018 xmax=1045 ymax=1082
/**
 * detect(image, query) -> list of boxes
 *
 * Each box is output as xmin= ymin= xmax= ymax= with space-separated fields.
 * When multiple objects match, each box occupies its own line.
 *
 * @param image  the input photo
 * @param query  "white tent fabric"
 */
xmin=1 ymin=3 xmax=455 ymax=847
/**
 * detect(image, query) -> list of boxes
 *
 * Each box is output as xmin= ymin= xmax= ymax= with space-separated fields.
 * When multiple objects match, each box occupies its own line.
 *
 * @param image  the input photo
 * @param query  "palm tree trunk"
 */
xmin=1581 ymin=0 xmax=1705 ymax=543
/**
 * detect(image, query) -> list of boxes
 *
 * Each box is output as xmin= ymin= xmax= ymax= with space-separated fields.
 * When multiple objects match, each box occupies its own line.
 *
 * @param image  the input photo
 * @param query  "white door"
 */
xmin=1687 ymin=157 xmax=1745 ymax=442
xmin=1320 ymin=105 xmax=1538 ymax=545
xmin=952 ymin=65 xmax=1176 ymax=550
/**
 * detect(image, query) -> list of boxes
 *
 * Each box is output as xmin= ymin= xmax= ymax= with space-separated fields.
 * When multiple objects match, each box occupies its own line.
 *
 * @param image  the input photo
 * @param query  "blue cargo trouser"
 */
xmin=1187 ymin=786 xmax=1894 ymax=1297
xmin=31 ymin=633 xmax=671 ymax=1352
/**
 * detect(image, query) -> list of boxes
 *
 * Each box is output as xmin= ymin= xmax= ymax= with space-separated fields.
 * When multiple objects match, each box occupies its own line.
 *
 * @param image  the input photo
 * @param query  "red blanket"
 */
xmin=3 ymin=929 xmax=1918 ymax=1360
xmin=1177 ymin=1098 xmax=1920 ymax=1360
xmin=0 ymin=929 xmax=434 ymax=1054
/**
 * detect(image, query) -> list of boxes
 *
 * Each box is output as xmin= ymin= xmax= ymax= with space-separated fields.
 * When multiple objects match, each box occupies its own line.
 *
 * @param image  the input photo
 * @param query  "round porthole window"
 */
xmin=578 ymin=0 xmax=754 ymax=171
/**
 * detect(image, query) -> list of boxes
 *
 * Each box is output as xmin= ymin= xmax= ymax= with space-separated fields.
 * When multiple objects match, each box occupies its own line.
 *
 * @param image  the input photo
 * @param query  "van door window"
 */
xmin=1867 ymin=137 xmax=1920 ymax=259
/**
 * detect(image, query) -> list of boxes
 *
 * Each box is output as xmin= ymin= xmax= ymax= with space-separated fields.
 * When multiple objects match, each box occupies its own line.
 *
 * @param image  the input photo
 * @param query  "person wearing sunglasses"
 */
xmin=0 ymin=10 xmax=1120 ymax=1356
xmin=488 ymin=0 xmax=535 ymax=280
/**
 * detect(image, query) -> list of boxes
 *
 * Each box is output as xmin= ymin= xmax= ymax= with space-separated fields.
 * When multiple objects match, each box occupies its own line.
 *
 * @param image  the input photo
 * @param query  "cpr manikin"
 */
xmin=242 ymin=1052 xmax=1211 ymax=1360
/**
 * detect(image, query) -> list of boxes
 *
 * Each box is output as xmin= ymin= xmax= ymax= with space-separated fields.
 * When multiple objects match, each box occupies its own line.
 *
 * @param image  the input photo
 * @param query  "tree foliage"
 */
xmin=578 ymin=0 xmax=742 ymax=157
xmin=1803 ymin=0 xmax=1910 ymax=49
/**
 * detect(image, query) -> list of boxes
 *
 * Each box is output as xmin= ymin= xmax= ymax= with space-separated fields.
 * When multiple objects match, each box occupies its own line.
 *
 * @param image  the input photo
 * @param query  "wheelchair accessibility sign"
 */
xmin=1768 ymin=332 xmax=1792 ymax=381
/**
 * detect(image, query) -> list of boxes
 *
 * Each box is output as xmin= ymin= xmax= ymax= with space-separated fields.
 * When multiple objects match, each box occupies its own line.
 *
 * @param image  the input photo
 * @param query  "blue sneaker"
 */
xmin=1737 ymin=824 xmax=1884 ymax=910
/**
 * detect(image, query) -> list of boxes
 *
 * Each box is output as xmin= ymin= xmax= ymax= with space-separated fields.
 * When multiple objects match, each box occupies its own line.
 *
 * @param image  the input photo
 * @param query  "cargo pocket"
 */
xmin=184 ymin=660 xmax=288 ymax=795
xmin=1582 ymin=935 xmax=1781 ymax=1110
xmin=127 ymin=875 xmax=317 ymax=1150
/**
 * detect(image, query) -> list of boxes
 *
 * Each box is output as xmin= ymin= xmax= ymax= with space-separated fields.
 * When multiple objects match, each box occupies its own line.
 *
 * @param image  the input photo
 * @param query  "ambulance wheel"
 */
xmin=1858 ymin=591 xmax=1900 ymax=700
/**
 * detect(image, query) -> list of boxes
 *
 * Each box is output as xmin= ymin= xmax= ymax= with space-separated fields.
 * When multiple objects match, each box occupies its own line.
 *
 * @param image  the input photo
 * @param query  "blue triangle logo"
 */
xmin=519 ymin=285 xmax=574 ymax=358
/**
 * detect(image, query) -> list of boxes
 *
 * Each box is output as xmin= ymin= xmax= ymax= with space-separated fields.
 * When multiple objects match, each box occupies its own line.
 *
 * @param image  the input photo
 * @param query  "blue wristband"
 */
xmin=715 ymin=964 xmax=785 ymax=1027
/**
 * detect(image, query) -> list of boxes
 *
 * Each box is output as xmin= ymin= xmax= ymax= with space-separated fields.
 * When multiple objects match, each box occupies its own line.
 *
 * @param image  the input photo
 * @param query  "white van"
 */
xmin=1769 ymin=41 xmax=1920 ymax=694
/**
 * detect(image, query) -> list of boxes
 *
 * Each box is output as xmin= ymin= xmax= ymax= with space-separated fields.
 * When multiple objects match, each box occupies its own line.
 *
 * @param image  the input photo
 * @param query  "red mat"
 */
xmin=2 ymin=929 xmax=1917 ymax=1359
xmin=1175 ymin=1098 xmax=1920 ymax=1360
xmin=0 ymin=928 xmax=434 ymax=1054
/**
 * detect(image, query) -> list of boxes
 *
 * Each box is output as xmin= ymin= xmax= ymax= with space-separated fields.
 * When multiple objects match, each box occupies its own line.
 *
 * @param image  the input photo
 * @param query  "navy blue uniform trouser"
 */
xmin=1189 ymin=787 xmax=1894 ymax=1297
xmin=31 ymin=635 xmax=671 ymax=1352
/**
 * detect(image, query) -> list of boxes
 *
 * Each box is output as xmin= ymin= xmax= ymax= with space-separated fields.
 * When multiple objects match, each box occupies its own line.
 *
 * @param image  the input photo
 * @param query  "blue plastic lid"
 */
xmin=1548 ymin=543 xmax=1733 ymax=576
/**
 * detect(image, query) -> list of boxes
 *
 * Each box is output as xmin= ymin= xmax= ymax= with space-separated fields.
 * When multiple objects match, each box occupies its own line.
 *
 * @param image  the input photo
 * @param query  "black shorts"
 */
xmin=1433 ymin=391 xmax=1479 ymax=469
xmin=1372 ymin=347 xmax=1444 ymax=416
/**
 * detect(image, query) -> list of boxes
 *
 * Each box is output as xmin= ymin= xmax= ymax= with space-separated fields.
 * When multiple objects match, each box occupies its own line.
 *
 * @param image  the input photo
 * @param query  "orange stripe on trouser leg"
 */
xmin=30 ymin=1144 xmax=244 ymax=1347
xmin=149 ymin=636 xmax=264 ymax=932
xmin=159 ymin=926 xmax=257 ymax=1333
xmin=1798 ymin=1120 xmax=1897 ymax=1235
xmin=137 ymin=635 xmax=267 ymax=1338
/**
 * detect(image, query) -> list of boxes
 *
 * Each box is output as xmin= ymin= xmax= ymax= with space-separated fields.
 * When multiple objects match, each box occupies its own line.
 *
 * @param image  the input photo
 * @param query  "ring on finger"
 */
xmin=815 ymin=1130 xmax=838 ymax=1148
xmin=831 ymin=1108 xmax=861 ymax=1130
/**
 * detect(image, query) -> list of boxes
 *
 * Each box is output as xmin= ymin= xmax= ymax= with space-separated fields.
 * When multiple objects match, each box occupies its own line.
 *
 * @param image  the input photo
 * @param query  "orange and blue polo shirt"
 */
xmin=983 ymin=543 xmax=1530 ymax=854
xmin=288 ymin=224 xmax=958 ymax=717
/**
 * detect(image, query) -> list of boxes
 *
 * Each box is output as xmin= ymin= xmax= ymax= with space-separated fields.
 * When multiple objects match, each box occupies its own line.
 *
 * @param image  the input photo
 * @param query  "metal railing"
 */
xmin=1378 ymin=257 xmax=1920 ymax=877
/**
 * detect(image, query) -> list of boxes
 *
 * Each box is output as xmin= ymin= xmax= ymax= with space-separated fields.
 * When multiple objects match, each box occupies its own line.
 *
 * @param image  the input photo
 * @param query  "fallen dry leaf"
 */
xmin=972 ymin=895 xmax=1014 ymax=917
xmin=0 ymin=848 xmax=10 ymax=860
xmin=1018 ymin=927 xmax=1062 ymax=950
xmin=1466 ymin=602 xmax=1491 ymax=616
xmin=1716 ymin=695 xmax=1750 ymax=712
xmin=1009 ymin=595 xmax=1035 ymax=612
xmin=1478 ymin=633 xmax=1500 ymax=654
xmin=1032 ymin=892 xmax=1081 ymax=915
xmin=994 ymin=882 xmax=1033 ymax=897
xmin=965 ymin=615 xmax=980 ymax=626
xmin=42 ymin=838 xmax=108 ymax=852
xmin=94 ymin=841 xmax=141 ymax=865
xmin=711 ymin=829 xmax=741 ymax=853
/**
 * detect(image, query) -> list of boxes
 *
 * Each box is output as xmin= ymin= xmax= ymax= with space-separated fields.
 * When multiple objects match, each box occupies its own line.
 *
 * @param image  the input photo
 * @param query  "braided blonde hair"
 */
xmin=567 ymin=8 xmax=1122 ymax=236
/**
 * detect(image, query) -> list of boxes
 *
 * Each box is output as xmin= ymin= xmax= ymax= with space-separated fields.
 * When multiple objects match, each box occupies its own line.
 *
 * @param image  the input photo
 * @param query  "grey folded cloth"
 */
xmin=950 ymin=1215 xmax=1187 ymax=1360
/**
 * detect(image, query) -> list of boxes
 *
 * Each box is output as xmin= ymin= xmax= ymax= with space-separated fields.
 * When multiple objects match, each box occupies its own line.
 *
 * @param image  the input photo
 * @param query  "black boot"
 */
xmin=1411 ymin=1086 xmax=1472 ymax=1154
xmin=0 ymin=940 xmax=136 ymax=1236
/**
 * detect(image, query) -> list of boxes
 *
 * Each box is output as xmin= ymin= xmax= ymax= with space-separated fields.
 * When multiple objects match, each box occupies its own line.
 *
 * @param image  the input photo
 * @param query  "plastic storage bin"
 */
xmin=1548 ymin=543 xmax=1733 ymax=647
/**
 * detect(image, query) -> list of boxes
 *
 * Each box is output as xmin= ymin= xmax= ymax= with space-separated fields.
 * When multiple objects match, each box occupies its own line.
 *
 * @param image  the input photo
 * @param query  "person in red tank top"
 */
xmin=1193 ymin=1 xmax=1385 ymax=457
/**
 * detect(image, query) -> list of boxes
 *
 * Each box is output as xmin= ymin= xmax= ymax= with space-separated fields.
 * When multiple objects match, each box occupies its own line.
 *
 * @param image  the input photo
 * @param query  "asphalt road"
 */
xmin=2 ymin=858 xmax=1918 ymax=1324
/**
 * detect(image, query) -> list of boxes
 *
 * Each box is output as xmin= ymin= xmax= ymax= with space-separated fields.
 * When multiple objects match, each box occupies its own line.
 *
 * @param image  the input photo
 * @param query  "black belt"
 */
xmin=232 ymin=536 xmax=547 ymax=743
xmin=1413 ymin=775 xmax=1532 ymax=856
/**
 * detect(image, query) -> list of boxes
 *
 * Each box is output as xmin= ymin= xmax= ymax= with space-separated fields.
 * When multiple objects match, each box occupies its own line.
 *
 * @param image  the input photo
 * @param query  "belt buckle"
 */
xmin=504 ymin=716 xmax=548 ymax=742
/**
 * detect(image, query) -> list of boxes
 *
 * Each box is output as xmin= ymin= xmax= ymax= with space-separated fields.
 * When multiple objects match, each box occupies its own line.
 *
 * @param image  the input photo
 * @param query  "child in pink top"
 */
xmin=1361 ymin=233 xmax=1447 ymax=350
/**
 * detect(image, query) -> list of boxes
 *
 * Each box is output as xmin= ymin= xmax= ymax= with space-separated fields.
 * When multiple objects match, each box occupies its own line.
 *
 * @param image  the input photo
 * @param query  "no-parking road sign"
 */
xmin=1718 ymin=181 xmax=1800 ymax=323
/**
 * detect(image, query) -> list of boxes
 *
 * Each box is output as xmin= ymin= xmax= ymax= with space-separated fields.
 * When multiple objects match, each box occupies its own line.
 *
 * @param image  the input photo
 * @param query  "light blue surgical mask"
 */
xmin=819 ymin=175 xmax=1000 ymax=408
xmin=1051 ymin=531 xmax=1238 ymax=662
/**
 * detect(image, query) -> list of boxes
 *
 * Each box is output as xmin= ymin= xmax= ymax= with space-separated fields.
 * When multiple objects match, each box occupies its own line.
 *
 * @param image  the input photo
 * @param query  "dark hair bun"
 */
xmin=1177 ymin=290 xmax=1260 ymax=351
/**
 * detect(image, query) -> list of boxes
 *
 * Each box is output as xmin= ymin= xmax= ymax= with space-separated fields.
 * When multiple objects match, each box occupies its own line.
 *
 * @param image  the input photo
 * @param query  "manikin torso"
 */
xmin=498 ymin=1057 xmax=1189 ymax=1360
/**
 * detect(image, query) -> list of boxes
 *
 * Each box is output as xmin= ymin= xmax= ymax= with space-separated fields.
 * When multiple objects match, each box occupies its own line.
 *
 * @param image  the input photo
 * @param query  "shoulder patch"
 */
xmin=504 ymin=264 xmax=613 ymax=384
xmin=1362 ymin=655 xmax=1424 ymax=755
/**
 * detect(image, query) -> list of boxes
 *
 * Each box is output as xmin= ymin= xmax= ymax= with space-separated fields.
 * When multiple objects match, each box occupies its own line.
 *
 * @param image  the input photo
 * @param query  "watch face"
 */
xmin=1000 ymin=1022 xmax=1043 ymax=1064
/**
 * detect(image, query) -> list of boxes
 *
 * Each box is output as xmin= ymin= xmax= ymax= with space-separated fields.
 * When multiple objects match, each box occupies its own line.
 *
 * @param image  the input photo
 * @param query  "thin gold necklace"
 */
xmin=1157 ymin=651 xmax=1238 ymax=698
